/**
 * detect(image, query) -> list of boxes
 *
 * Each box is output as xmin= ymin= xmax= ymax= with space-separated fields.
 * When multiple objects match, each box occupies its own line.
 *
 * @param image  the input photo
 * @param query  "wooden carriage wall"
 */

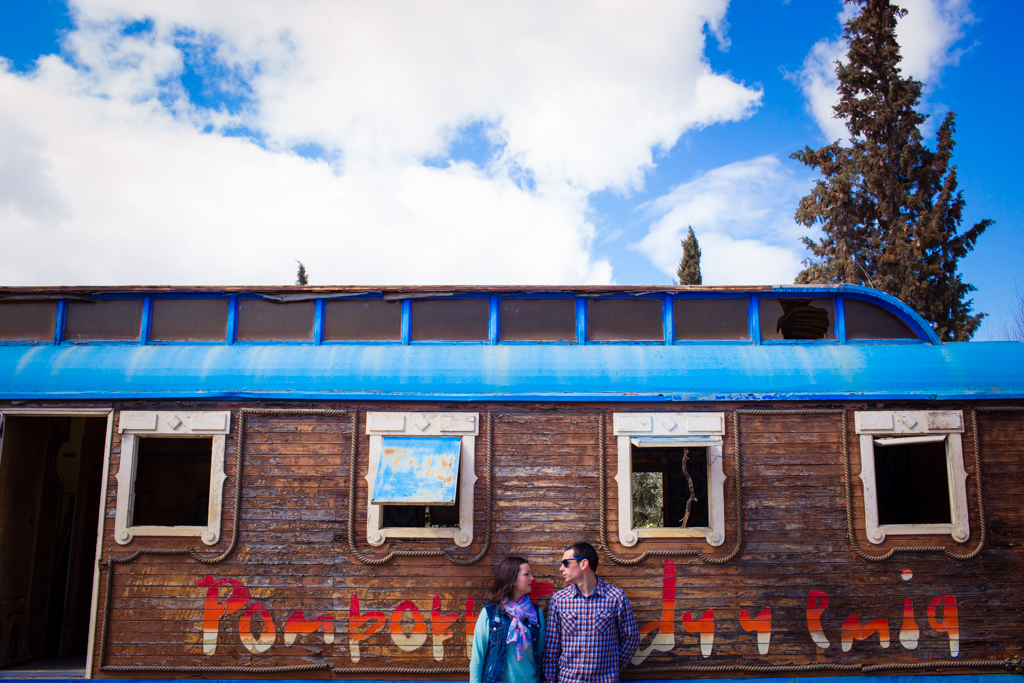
xmin=0 ymin=285 xmax=1022 ymax=683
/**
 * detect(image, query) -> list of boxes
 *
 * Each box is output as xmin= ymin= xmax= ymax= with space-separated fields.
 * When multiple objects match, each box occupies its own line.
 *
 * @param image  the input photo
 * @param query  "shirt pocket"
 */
xmin=562 ymin=612 xmax=578 ymax=635
xmin=594 ymin=610 xmax=616 ymax=635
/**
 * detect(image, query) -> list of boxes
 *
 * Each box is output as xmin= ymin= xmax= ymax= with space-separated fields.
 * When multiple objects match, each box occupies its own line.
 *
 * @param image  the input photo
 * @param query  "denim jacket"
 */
xmin=481 ymin=603 xmax=542 ymax=683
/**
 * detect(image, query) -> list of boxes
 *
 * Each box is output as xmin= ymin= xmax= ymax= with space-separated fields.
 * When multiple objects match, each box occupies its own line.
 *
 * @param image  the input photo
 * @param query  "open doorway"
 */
xmin=0 ymin=415 xmax=108 ymax=676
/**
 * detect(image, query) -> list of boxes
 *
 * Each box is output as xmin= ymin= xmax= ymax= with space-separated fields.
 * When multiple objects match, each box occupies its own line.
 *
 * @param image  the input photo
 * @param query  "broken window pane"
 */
xmin=150 ymin=298 xmax=229 ymax=342
xmin=324 ymin=299 xmax=402 ymax=341
xmin=64 ymin=299 xmax=143 ymax=341
xmin=0 ymin=301 xmax=58 ymax=341
xmin=759 ymin=298 xmax=835 ymax=340
xmin=236 ymin=299 xmax=314 ymax=341
xmin=845 ymin=298 xmax=917 ymax=340
xmin=875 ymin=440 xmax=951 ymax=526
xmin=673 ymin=298 xmax=750 ymax=340
xmin=131 ymin=437 xmax=212 ymax=527
xmin=587 ymin=298 xmax=663 ymax=341
xmin=499 ymin=298 xmax=576 ymax=341
xmin=410 ymin=298 xmax=489 ymax=341
xmin=632 ymin=447 xmax=708 ymax=528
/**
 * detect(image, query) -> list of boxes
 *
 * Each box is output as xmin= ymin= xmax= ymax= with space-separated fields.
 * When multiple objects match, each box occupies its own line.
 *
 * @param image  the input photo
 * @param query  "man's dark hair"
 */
xmin=565 ymin=541 xmax=599 ymax=572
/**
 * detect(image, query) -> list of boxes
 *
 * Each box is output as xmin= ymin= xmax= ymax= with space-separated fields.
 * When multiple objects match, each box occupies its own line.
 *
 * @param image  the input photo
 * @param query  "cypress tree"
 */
xmin=676 ymin=226 xmax=702 ymax=285
xmin=295 ymin=261 xmax=309 ymax=286
xmin=791 ymin=0 xmax=990 ymax=341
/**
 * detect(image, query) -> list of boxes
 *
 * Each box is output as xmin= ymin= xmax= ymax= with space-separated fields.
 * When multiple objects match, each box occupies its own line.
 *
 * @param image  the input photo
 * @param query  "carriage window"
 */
xmin=0 ymin=301 xmax=58 ymax=341
xmin=632 ymin=447 xmax=709 ymax=529
xmin=150 ymin=298 xmax=229 ymax=342
xmin=500 ymin=298 xmax=576 ymax=341
xmin=65 ymin=299 xmax=143 ymax=341
xmin=114 ymin=411 xmax=230 ymax=546
xmin=587 ymin=298 xmax=663 ymax=341
xmin=324 ymin=299 xmax=402 ymax=341
xmin=854 ymin=410 xmax=969 ymax=545
xmin=236 ymin=299 xmax=314 ymax=341
xmin=411 ymin=299 xmax=489 ymax=341
xmin=132 ymin=437 xmax=213 ymax=527
xmin=759 ymin=298 xmax=835 ymax=341
xmin=364 ymin=412 xmax=479 ymax=547
xmin=845 ymin=298 xmax=918 ymax=340
xmin=673 ymin=298 xmax=750 ymax=341
xmin=613 ymin=413 xmax=726 ymax=548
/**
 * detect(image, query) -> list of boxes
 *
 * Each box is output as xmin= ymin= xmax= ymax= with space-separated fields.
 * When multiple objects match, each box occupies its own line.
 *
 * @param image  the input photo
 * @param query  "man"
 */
xmin=543 ymin=541 xmax=640 ymax=683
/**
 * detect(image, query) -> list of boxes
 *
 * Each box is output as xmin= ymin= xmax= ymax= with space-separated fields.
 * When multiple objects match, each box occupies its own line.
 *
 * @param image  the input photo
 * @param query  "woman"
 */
xmin=469 ymin=556 xmax=545 ymax=683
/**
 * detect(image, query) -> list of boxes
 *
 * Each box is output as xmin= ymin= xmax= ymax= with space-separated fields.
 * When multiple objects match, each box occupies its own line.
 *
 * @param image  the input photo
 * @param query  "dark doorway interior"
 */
xmin=0 ymin=416 xmax=107 ymax=672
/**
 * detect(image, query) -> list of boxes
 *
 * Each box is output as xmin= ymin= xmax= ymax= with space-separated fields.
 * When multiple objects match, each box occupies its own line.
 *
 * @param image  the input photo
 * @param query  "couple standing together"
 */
xmin=469 ymin=542 xmax=641 ymax=683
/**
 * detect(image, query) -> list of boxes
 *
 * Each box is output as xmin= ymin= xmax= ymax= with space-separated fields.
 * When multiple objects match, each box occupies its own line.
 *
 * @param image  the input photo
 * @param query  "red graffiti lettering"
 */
xmin=349 ymin=593 xmax=385 ymax=663
xmin=739 ymin=607 xmax=772 ymax=655
xmin=531 ymin=581 xmax=555 ymax=599
xmin=195 ymin=576 xmax=251 ymax=655
xmin=631 ymin=559 xmax=676 ymax=665
xmin=239 ymin=601 xmax=276 ymax=653
xmin=682 ymin=609 xmax=714 ymax=658
xmin=806 ymin=589 xmax=830 ymax=649
xmin=283 ymin=610 xmax=334 ymax=646
xmin=899 ymin=599 xmax=919 ymax=650
xmin=390 ymin=599 xmax=427 ymax=652
xmin=430 ymin=596 xmax=459 ymax=661
xmin=465 ymin=596 xmax=480 ymax=659
xmin=841 ymin=614 xmax=890 ymax=652
xmin=928 ymin=595 xmax=959 ymax=657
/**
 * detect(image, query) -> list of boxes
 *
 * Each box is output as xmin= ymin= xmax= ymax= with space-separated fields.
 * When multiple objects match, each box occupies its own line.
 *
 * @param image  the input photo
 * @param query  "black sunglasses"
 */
xmin=560 ymin=557 xmax=583 ymax=567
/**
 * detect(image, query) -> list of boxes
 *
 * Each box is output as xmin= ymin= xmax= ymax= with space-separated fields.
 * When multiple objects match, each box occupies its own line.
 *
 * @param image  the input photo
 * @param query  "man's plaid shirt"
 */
xmin=542 ymin=578 xmax=641 ymax=683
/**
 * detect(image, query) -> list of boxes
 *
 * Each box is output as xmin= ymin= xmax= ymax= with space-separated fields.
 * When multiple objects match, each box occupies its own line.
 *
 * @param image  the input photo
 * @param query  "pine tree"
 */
xmin=295 ymin=261 xmax=309 ymax=286
xmin=676 ymin=226 xmax=702 ymax=285
xmin=791 ymin=0 xmax=990 ymax=341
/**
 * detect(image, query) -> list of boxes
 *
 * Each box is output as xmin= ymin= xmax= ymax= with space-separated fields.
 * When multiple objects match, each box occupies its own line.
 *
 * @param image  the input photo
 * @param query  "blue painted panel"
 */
xmin=371 ymin=436 xmax=461 ymax=504
xmin=0 ymin=341 xmax=1021 ymax=401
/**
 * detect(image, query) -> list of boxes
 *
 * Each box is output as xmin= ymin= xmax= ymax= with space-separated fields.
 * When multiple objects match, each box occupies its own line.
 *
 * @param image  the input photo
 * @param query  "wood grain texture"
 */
xmin=47 ymin=400 xmax=1024 ymax=677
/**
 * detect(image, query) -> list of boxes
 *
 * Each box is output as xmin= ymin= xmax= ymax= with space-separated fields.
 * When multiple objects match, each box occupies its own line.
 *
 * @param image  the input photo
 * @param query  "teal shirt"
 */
xmin=469 ymin=604 xmax=546 ymax=683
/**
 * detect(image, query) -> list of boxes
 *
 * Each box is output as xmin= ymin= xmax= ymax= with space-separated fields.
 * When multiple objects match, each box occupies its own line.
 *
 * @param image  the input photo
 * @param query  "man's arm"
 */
xmin=542 ymin=600 xmax=561 ymax=683
xmin=616 ymin=594 xmax=641 ymax=671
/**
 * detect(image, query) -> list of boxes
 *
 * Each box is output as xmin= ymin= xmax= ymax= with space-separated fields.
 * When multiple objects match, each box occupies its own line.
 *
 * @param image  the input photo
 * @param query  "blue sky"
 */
xmin=0 ymin=0 xmax=1020 ymax=338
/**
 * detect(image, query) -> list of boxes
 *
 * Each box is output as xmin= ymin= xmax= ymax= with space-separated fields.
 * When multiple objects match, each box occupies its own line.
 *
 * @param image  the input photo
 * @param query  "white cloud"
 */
xmin=0 ymin=1 xmax=766 ymax=286
xmin=633 ymin=156 xmax=814 ymax=286
xmin=795 ymin=0 xmax=975 ymax=143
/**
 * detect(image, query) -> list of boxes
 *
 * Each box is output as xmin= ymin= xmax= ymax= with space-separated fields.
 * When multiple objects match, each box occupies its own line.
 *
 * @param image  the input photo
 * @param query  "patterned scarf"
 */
xmin=502 ymin=595 xmax=539 ymax=661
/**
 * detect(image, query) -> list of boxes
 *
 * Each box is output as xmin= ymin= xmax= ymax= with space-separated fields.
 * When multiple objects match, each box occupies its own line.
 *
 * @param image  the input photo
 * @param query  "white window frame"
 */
xmin=855 ymin=410 xmax=969 ymax=544
xmin=613 ymin=412 xmax=726 ymax=547
xmin=114 ymin=410 xmax=230 ymax=546
xmin=365 ymin=412 xmax=478 ymax=548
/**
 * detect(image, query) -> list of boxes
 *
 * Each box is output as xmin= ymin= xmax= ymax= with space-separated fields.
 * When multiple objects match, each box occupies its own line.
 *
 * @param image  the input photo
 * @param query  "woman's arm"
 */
xmin=469 ymin=605 xmax=490 ymax=683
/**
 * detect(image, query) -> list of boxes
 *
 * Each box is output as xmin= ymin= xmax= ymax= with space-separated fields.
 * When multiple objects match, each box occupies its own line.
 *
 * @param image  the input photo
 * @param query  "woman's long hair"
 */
xmin=490 ymin=556 xmax=528 ymax=605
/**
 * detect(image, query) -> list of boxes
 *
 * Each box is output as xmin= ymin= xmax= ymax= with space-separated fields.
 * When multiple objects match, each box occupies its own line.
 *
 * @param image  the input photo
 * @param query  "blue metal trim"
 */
xmin=748 ymin=296 xmax=759 ymax=346
xmin=576 ymin=297 xmax=586 ymax=345
xmin=16 ymin=674 xmax=1024 ymax=683
xmin=53 ymin=299 xmax=66 ymax=344
xmin=225 ymin=296 xmax=238 ymax=344
xmin=663 ymin=294 xmax=673 ymax=345
xmin=835 ymin=296 xmax=847 ymax=344
xmin=321 ymin=339 xmax=403 ymax=345
xmin=139 ymin=296 xmax=152 ymax=345
xmin=401 ymin=300 xmax=411 ymax=345
xmin=489 ymin=295 xmax=499 ymax=345
xmin=313 ymin=299 xmax=324 ymax=346
xmin=1 ymin=342 xmax=1020 ymax=401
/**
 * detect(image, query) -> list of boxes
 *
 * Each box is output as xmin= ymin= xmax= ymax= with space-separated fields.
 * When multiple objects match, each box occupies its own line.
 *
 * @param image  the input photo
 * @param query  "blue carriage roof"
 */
xmin=0 ymin=284 xmax=1021 ymax=402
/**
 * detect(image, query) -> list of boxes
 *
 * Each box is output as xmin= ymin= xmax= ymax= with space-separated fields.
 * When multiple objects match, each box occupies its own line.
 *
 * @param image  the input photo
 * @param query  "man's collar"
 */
xmin=573 ymin=576 xmax=604 ymax=598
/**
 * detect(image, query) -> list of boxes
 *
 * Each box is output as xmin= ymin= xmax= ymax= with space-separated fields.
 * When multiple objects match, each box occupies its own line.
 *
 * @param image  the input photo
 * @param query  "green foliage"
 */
xmin=676 ymin=226 xmax=702 ymax=285
xmin=632 ymin=471 xmax=663 ymax=528
xmin=791 ymin=0 xmax=990 ymax=341
xmin=295 ymin=260 xmax=309 ymax=286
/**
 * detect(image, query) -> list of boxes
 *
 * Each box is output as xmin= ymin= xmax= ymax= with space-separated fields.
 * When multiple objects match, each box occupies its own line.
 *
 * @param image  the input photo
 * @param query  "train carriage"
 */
xmin=0 ymin=284 xmax=1021 ymax=683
